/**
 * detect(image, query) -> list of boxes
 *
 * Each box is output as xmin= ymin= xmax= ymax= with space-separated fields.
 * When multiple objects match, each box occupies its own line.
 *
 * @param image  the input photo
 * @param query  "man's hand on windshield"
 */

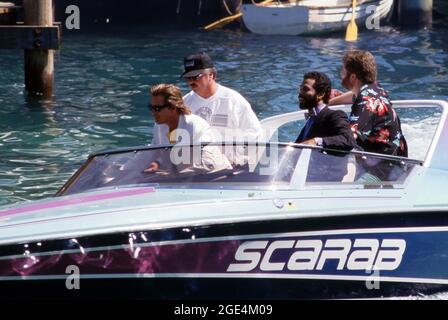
xmin=301 ymin=138 xmax=317 ymax=146
xmin=144 ymin=161 xmax=160 ymax=173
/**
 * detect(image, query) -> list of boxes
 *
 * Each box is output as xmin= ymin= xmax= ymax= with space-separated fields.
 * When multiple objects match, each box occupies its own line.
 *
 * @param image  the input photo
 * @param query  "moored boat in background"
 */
xmin=242 ymin=0 xmax=394 ymax=35
xmin=11 ymin=0 xmax=237 ymax=27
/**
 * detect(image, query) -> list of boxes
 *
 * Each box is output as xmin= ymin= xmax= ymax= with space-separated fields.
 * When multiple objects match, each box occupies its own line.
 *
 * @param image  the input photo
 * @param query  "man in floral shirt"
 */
xmin=333 ymin=50 xmax=408 ymax=157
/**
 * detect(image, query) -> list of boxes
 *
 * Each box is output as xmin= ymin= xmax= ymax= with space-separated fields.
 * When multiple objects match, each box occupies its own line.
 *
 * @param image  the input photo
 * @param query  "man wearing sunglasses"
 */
xmin=181 ymin=52 xmax=263 ymax=167
xmin=181 ymin=52 xmax=262 ymax=142
xmin=145 ymin=83 xmax=231 ymax=174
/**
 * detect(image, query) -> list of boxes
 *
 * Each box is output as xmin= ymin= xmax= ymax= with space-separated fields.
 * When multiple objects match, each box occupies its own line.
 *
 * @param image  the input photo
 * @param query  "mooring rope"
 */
xmin=222 ymin=0 xmax=234 ymax=16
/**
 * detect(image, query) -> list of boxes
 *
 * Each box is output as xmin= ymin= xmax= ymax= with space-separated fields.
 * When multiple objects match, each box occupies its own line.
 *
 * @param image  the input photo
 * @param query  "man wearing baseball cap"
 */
xmin=181 ymin=52 xmax=262 ymax=145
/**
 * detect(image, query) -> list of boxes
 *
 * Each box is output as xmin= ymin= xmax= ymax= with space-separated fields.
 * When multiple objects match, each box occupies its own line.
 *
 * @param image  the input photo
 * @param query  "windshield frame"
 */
xmin=55 ymin=142 xmax=422 ymax=197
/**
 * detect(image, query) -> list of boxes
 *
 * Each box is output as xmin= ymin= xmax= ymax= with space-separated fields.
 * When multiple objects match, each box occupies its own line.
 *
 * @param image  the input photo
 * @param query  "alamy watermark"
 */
xmin=365 ymin=5 xmax=381 ymax=31
xmin=65 ymin=265 xmax=80 ymax=290
xmin=65 ymin=5 xmax=80 ymax=30
xmin=366 ymin=267 xmax=381 ymax=290
xmin=166 ymin=128 xmax=281 ymax=176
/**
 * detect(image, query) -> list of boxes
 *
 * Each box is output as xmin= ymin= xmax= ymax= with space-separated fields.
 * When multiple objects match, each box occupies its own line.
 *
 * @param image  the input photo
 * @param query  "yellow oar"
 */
xmin=257 ymin=0 xmax=276 ymax=6
xmin=203 ymin=0 xmax=275 ymax=30
xmin=345 ymin=0 xmax=358 ymax=41
xmin=204 ymin=12 xmax=242 ymax=30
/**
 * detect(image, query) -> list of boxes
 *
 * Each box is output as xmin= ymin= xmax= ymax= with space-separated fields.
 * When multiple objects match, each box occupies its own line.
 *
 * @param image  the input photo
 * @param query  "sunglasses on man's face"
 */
xmin=149 ymin=104 xmax=170 ymax=113
xmin=184 ymin=73 xmax=206 ymax=82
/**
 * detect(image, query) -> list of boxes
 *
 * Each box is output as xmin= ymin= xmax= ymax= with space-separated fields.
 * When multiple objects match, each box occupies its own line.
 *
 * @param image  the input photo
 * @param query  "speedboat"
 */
xmin=242 ymin=0 xmax=394 ymax=36
xmin=0 ymin=99 xmax=447 ymax=299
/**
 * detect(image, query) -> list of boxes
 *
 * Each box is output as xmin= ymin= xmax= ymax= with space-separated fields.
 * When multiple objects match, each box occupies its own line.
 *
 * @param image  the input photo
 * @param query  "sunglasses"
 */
xmin=149 ymin=104 xmax=170 ymax=112
xmin=184 ymin=73 xmax=206 ymax=81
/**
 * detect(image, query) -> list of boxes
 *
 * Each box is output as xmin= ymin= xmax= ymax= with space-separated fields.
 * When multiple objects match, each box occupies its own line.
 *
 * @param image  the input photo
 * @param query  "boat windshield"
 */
xmin=58 ymin=143 xmax=421 ymax=196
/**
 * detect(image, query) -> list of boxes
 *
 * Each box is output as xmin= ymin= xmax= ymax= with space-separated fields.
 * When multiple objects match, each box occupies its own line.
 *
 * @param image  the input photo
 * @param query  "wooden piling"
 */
xmin=23 ymin=0 xmax=54 ymax=98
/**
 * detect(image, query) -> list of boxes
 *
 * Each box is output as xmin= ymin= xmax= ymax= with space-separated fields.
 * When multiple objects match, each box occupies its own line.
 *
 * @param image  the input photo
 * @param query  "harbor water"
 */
xmin=0 ymin=23 xmax=447 ymax=206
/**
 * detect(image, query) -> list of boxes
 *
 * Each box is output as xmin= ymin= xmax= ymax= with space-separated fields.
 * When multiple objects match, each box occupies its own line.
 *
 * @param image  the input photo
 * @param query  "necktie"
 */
xmin=302 ymin=116 xmax=316 ymax=140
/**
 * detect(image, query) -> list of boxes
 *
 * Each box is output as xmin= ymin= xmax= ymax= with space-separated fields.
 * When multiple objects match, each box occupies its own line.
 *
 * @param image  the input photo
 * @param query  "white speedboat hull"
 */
xmin=0 ymin=100 xmax=447 ymax=299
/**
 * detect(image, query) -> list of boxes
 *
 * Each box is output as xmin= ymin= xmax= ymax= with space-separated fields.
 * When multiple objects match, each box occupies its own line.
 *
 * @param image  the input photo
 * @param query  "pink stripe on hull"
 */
xmin=0 ymin=187 xmax=156 ymax=218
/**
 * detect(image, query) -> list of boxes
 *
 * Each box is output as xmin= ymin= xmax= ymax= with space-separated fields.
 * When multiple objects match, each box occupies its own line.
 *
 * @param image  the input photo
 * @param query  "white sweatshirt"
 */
xmin=183 ymin=84 xmax=263 ymax=142
xmin=150 ymin=114 xmax=231 ymax=173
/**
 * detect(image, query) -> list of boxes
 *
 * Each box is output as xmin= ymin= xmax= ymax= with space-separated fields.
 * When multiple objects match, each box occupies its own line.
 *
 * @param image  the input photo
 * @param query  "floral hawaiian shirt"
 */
xmin=349 ymin=83 xmax=408 ymax=157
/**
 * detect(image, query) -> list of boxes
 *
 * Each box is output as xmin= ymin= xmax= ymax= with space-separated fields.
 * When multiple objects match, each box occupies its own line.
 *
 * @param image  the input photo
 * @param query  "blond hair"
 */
xmin=150 ymin=84 xmax=191 ymax=115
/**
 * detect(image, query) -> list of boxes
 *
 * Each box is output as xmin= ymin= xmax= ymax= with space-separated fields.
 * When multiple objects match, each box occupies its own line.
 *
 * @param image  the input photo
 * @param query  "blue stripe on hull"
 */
xmin=1 ymin=210 xmax=448 ymax=299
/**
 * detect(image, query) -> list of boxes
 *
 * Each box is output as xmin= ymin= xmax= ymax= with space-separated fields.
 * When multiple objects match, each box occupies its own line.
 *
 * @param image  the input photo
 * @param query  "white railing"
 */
xmin=260 ymin=100 xmax=448 ymax=170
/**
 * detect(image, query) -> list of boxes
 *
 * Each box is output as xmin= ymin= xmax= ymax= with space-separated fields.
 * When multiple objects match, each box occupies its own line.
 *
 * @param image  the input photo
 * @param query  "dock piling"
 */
xmin=23 ymin=0 xmax=54 ymax=98
xmin=398 ymin=0 xmax=433 ymax=28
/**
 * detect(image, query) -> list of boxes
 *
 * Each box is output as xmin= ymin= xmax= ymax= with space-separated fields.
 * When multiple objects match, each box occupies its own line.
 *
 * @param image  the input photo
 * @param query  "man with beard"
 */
xmin=295 ymin=71 xmax=355 ymax=151
xmin=332 ymin=50 xmax=408 ymax=157
xmin=294 ymin=71 xmax=356 ymax=183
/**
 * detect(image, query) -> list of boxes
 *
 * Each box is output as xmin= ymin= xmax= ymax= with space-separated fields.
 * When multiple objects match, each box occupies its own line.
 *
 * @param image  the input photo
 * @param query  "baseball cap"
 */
xmin=181 ymin=52 xmax=214 ymax=78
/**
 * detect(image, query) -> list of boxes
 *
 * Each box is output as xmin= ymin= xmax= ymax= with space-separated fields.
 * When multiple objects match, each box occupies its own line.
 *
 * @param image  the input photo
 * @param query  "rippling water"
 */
xmin=0 ymin=24 xmax=447 ymax=206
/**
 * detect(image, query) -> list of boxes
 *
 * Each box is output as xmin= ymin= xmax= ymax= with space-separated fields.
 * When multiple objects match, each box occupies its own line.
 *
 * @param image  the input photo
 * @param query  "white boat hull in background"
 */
xmin=242 ymin=0 xmax=394 ymax=36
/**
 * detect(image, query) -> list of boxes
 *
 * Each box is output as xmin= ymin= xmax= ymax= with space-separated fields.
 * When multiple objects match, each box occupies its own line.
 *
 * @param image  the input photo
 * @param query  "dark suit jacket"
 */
xmin=295 ymin=106 xmax=356 ymax=151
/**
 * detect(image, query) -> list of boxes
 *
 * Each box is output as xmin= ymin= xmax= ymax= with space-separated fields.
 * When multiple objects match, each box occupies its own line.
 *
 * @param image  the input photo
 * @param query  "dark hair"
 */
xmin=303 ymin=71 xmax=332 ymax=104
xmin=343 ymin=50 xmax=377 ymax=84
xmin=150 ymin=84 xmax=191 ymax=115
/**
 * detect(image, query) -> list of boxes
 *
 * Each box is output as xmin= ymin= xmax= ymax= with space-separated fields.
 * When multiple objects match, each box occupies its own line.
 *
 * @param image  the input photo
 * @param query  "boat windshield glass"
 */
xmin=58 ymin=143 xmax=420 ymax=196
